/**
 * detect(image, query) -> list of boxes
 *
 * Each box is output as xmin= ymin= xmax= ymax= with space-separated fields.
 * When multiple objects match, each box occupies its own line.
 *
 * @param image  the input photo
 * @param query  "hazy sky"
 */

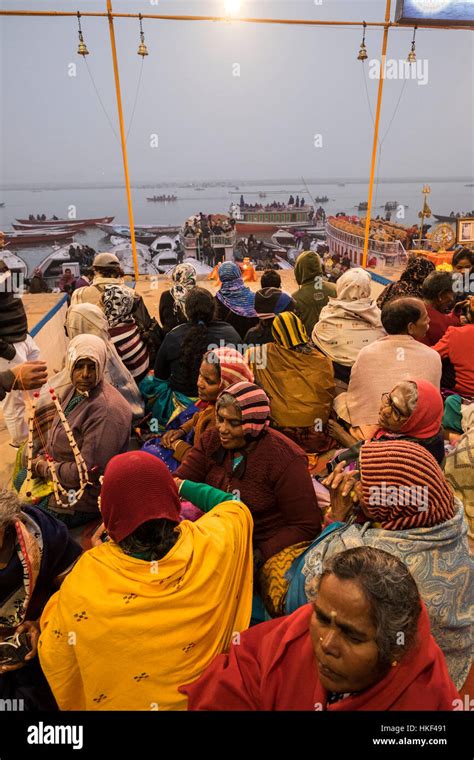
xmin=0 ymin=0 xmax=473 ymax=184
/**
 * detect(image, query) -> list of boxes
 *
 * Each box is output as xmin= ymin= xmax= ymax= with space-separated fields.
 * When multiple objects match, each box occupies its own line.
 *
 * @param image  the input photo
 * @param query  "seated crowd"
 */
xmin=0 ymin=249 xmax=472 ymax=712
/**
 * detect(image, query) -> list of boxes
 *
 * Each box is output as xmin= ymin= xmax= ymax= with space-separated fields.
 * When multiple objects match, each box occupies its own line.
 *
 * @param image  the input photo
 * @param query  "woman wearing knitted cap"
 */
xmin=39 ymin=451 xmax=253 ymax=710
xmin=214 ymin=261 xmax=258 ymax=339
xmin=248 ymin=312 xmax=335 ymax=454
xmin=328 ymin=379 xmax=446 ymax=466
xmin=143 ymin=347 xmax=254 ymax=471
xmin=291 ymin=251 xmax=337 ymax=336
xmin=16 ymin=334 xmax=132 ymax=528
xmin=158 ymin=262 xmax=197 ymax=335
xmin=176 ymin=381 xmax=322 ymax=617
xmin=286 ymin=440 xmax=472 ymax=690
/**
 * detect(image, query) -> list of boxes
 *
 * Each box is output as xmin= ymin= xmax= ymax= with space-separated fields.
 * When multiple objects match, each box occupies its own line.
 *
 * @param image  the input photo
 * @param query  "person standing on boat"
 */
xmin=0 ymin=261 xmax=44 ymax=447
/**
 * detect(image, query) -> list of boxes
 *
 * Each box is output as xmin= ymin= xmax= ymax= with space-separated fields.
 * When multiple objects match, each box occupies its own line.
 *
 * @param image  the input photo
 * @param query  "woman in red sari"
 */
xmin=182 ymin=546 xmax=459 ymax=711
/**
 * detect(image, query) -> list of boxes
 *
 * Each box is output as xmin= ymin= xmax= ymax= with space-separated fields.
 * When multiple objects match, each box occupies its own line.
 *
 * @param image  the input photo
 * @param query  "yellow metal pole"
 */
xmin=106 ymin=0 xmax=139 ymax=282
xmin=362 ymin=0 xmax=392 ymax=269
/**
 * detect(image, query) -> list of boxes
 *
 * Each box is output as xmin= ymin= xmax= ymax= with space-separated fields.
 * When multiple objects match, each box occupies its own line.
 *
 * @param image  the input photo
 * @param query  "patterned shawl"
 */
xmin=102 ymin=285 xmax=136 ymax=327
xmin=216 ymin=262 xmax=257 ymax=318
xmin=301 ymin=500 xmax=472 ymax=690
xmin=170 ymin=263 xmax=197 ymax=314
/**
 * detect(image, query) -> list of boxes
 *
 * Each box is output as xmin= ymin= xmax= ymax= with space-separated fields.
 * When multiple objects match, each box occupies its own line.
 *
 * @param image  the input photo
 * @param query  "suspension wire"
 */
xmin=82 ymin=56 xmax=120 ymax=143
xmin=126 ymin=56 xmax=144 ymax=142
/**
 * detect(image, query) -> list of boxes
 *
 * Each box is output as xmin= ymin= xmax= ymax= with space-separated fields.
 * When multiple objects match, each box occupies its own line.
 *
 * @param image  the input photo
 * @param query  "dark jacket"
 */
xmin=154 ymin=320 xmax=241 ymax=396
xmin=214 ymin=297 xmax=258 ymax=340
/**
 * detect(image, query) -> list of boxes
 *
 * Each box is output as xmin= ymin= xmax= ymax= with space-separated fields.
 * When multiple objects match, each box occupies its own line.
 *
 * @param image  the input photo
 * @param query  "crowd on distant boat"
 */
xmin=239 ymin=194 xmax=307 ymax=210
xmin=0 ymin=242 xmax=472 ymax=713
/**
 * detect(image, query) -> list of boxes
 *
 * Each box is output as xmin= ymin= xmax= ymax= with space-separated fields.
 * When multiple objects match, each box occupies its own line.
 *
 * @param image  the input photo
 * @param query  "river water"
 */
xmin=1 ymin=179 xmax=473 ymax=274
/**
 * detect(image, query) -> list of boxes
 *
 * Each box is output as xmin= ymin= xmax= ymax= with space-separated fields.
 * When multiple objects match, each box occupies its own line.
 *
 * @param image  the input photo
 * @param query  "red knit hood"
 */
xmin=100 ymin=451 xmax=181 ymax=542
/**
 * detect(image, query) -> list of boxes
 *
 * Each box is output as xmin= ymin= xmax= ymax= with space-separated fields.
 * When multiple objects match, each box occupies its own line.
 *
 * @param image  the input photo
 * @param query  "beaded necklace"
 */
xmin=25 ymin=388 xmax=90 ymax=509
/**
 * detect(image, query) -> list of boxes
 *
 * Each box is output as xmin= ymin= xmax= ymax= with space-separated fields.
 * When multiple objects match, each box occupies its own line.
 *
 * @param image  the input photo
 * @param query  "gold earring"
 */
xmin=391 ymin=660 xmax=398 ymax=667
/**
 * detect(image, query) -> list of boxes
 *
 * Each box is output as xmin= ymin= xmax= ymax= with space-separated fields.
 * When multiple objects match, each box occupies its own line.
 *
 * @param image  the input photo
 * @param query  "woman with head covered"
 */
xmin=39 ymin=450 xmax=253 ymax=710
xmin=182 ymin=546 xmax=460 ymax=710
xmin=19 ymin=334 xmax=132 ymax=527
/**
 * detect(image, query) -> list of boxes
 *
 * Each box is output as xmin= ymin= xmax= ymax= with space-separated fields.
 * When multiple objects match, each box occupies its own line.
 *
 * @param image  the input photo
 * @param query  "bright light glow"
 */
xmin=224 ymin=0 xmax=242 ymax=17
xmin=413 ymin=0 xmax=452 ymax=12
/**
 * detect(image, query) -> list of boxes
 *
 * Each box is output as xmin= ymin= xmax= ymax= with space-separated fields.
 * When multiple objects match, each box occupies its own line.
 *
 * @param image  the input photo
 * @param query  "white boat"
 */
xmin=271 ymin=229 xmax=296 ymax=247
xmin=109 ymin=241 xmax=160 ymax=276
xmin=0 ymin=249 xmax=28 ymax=278
xmin=37 ymin=243 xmax=83 ymax=288
xmin=149 ymin=234 xmax=179 ymax=254
xmin=153 ymin=251 xmax=178 ymax=274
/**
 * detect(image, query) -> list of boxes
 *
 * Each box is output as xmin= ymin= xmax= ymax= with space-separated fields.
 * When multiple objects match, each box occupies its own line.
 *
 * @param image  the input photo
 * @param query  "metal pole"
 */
xmin=362 ymin=0 xmax=392 ymax=269
xmin=106 ymin=0 xmax=139 ymax=282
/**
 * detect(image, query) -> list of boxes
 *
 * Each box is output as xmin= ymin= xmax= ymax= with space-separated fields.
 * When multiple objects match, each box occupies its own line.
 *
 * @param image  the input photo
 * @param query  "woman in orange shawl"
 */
xmin=182 ymin=546 xmax=459 ymax=711
xmin=39 ymin=451 xmax=253 ymax=710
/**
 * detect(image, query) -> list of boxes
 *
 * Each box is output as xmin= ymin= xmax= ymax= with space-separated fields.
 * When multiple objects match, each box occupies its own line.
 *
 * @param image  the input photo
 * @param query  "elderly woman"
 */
xmin=39 ymin=451 xmax=253 ymax=710
xmin=312 ymin=267 xmax=385 ymax=384
xmin=159 ymin=263 xmax=197 ymax=335
xmin=145 ymin=347 xmax=254 ymax=470
xmin=377 ymin=256 xmax=435 ymax=309
xmin=286 ymin=441 xmax=472 ymax=691
xmin=291 ymin=251 xmax=337 ymax=336
xmin=182 ymin=546 xmax=459 ymax=710
xmin=214 ymin=261 xmax=258 ymax=339
xmin=17 ymin=334 xmax=132 ymax=528
xmin=143 ymin=288 xmax=240 ymax=426
xmin=328 ymin=379 xmax=445 ymax=465
xmin=249 ymin=312 xmax=335 ymax=453
xmin=0 ymin=488 xmax=81 ymax=709
xmin=175 ymin=381 xmax=322 ymax=616
xmin=102 ymin=284 xmax=150 ymax=382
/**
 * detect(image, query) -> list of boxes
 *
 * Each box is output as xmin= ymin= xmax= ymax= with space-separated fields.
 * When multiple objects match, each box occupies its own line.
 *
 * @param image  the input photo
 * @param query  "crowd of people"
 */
xmin=0 ymin=247 xmax=472 ymax=712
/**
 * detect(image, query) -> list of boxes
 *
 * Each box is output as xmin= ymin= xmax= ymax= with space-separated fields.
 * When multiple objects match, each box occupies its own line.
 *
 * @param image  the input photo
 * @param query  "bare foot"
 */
xmin=328 ymin=419 xmax=358 ymax=447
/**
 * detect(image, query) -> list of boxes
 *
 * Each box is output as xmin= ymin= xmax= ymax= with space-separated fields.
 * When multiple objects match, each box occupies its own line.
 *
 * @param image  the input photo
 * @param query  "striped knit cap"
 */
xmin=218 ymin=381 xmax=270 ymax=438
xmin=272 ymin=311 xmax=309 ymax=349
xmin=359 ymin=440 xmax=455 ymax=530
xmin=205 ymin=347 xmax=254 ymax=389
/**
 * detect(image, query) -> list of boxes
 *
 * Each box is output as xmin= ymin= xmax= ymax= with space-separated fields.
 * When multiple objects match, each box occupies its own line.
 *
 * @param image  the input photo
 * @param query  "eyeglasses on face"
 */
xmin=381 ymin=392 xmax=407 ymax=420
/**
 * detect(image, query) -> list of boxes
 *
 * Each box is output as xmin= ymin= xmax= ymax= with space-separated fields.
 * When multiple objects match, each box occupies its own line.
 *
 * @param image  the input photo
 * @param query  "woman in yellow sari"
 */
xmin=248 ymin=311 xmax=335 ymax=453
xmin=38 ymin=451 xmax=253 ymax=710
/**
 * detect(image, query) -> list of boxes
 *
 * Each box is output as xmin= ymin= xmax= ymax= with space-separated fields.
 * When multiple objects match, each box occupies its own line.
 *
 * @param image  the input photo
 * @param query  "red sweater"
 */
xmin=175 ymin=427 xmax=322 ymax=560
xmin=419 ymin=304 xmax=460 ymax=347
xmin=433 ymin=324 xmax=474 ymax=397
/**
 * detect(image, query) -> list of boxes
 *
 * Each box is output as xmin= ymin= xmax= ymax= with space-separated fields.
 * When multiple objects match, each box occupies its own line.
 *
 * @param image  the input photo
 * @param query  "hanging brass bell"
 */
xmin=357 ymin=42 xmax=368 ymax=61
xmin=137 ymin=41 xmax=149 ymax=57
xmin=77 ymin=35 xmax=89 ymax=56
xmin=407 ymin=47 xmax=416 ymax=64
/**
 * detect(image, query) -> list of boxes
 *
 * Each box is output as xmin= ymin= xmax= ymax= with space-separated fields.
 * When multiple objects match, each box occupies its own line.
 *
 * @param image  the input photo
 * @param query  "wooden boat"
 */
xmin=231 ymin=203 xmax=315 ymax=234
xmin=12 ymin=221 xmax=87 ymax=231
xmin=15 ymin=215 xmax=114 ymax=226
xmin=146 ymin=195 xmax=177 ymax=202
xmin=98 ymin=223 xmax=181 ymax=243
xmin=0 ymin=203 xmax=5 ymax=208
xmin=37 ymin=243 xmax=83 ymax=288
xmin=358 ymin=202 xmax=368 ymax=211
xmin=384 ymin=201 xmax=399 ymax=211
xmin=0 ymin=229 xmax=75 ymax=246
